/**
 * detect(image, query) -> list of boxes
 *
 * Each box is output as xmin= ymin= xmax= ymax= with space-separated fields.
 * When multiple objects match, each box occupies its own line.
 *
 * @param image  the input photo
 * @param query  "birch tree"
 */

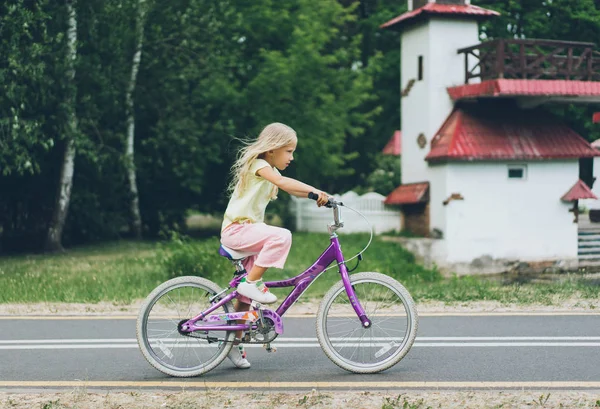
xmin=124 ymin=0 xmax=148 ymax=239
xmin=45 ymin=0 xmax=78 ymax=252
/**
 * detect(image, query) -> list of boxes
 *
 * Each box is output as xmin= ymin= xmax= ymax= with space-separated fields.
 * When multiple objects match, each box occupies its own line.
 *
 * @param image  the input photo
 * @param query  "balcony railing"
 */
xmin=457 ymin=39 xmax=600 ymax=83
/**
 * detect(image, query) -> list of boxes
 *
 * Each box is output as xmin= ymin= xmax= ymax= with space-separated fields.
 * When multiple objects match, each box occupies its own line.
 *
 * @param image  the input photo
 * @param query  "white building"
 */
xmin=381 ymin=0 xmax=600 ymax=273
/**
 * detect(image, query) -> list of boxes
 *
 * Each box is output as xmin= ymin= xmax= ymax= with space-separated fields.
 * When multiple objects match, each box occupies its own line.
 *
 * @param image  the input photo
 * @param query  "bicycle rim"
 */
xmin=316 ymin=272 xmax=418 ymax=373
xmin=137 ymin=276 xmax=234 ymax=377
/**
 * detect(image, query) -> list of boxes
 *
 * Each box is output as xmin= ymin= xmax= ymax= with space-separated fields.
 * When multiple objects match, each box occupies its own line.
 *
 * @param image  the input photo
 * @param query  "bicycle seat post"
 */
xmin=233 ymin=259 xmax=245 ymax=275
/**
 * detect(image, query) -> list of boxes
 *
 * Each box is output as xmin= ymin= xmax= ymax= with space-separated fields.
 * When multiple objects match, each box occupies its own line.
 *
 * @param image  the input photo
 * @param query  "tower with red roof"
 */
xmin=381 ymin=0 xmax=600 ymax=273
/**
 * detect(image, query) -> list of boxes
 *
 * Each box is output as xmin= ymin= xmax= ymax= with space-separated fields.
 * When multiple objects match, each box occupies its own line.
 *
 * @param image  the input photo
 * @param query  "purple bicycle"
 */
xmin=136 ymin=194 xmax=418 ymax=376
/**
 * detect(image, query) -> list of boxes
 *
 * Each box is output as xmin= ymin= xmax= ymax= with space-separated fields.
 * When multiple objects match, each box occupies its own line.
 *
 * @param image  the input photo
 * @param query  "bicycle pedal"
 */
xmin=263 ymin=343 xmax=277 ymax=353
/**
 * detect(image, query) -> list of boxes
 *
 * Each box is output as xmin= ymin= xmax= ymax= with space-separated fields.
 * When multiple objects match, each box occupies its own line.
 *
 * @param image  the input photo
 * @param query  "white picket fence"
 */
xmin=290 ymin=191 xmax=401 ymax=234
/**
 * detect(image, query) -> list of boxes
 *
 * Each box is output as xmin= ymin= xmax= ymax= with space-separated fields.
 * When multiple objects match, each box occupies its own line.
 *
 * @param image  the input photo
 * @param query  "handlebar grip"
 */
xmin=308 ymin=192 xmax=334 ymax=208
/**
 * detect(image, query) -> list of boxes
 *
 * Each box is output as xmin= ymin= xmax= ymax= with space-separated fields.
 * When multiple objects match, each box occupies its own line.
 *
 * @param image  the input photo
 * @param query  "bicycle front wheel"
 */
xmin=316 ymin=272 xmax=418 ymax=374
xmin=136 ymin=276 xmax=235 ymax=377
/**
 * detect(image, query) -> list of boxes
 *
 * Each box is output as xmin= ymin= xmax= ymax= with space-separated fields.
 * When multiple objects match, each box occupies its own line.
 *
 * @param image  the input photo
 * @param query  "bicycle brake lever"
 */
xmin=347 ymin=253 xmax=363 ymax=273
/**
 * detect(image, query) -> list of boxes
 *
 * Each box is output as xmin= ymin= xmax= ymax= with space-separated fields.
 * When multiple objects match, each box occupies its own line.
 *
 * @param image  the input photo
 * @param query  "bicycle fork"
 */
xmin=339 ymin=259 xmax=371 ymax=328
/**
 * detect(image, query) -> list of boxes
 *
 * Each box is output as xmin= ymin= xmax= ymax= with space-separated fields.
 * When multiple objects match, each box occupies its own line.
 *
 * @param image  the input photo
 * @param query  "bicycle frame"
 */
xmin=180 ymin=234 xmax=372 ymax=335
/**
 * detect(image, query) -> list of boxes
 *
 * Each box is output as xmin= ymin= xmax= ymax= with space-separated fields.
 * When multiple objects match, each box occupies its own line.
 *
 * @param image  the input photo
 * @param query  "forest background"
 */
xmin=2 ymin=0 xmax=600 ymax=253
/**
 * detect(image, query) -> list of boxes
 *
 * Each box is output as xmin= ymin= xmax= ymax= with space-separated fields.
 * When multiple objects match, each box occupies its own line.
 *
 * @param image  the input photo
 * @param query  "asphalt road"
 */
xmin=0 ymin=313 xmax=599 ymax=391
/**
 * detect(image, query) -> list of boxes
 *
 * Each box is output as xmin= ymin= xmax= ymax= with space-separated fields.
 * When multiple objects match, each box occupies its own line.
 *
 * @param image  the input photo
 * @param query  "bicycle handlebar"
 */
xmin=308 ymin=191 xmax=374 ymax=268
xmin=308 ymin=192 xmax=340 ymax=208
xmin=308 ymin=192 xmax=343 ymax=229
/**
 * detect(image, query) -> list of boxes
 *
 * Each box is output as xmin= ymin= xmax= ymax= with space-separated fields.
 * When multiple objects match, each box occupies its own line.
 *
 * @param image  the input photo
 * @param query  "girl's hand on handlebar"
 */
xmin=315 ymin=191 xmax=330 ymax=207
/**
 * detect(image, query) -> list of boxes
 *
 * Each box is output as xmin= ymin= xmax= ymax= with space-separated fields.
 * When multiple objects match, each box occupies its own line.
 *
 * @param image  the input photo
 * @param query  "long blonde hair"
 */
xmin=228 ymin=122 xmax=297 ymax=199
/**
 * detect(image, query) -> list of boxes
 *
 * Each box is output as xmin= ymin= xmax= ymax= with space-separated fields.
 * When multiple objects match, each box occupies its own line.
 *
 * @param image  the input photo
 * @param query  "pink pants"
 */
xmin=221 ymin=222 xmax=292 ymax=272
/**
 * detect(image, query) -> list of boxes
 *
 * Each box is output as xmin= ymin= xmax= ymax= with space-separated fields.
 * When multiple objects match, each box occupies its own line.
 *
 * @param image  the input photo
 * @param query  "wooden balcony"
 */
xmin=457 ymin=39 xmax=600 ymax=84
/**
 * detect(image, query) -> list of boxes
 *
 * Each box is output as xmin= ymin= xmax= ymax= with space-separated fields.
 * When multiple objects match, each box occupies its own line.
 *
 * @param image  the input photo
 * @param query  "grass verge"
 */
xmin=0 ymin=233 xmax=598 ymax=305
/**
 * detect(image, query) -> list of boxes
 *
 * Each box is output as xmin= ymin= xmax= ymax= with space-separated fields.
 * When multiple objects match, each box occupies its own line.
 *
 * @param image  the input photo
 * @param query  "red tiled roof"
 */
xmin=426 ymin=104 xmax=600 ymax=162
xmin=381 ymin=3 xmax=499 ymax=31
xmin=448 ymin=79 xmax=600 ymax=101
xmin=561 ymin=179 xmax=597 ymax=202
xmin=384 ymin=182 xmax=429 ymax=205
xmin=382 ymin=130 xmax=402 ymax=155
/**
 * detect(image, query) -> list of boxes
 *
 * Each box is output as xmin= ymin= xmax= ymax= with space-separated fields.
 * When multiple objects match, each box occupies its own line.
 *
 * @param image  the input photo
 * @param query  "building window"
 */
xmin=418 ymin=56 xmax=423 ymax=81
xmin=413 ymin=0 xmax=429 ymax=9
xmin=508 ymin=165 xmax=526 ymax=180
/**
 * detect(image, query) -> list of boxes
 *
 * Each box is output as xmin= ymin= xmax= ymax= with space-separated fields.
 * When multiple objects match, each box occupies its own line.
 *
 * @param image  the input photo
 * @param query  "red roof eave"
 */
xmin=381 ymin=3 xmax=499 ymax=31
xmin=561 ymin=180 xmax=597 ymax=202
xmin=382 ymin=130 xmax=402 ymax=156
xmin=384 ymin=182 xmax=429 ymax=205
xmin=448 ymin=79 xmax=600 ymax=101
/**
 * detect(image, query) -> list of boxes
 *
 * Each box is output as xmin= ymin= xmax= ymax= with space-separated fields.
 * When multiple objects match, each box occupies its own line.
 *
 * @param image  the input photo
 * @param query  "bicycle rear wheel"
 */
xmin=316 ymin=272 xmax=418 ymax=374
xmin=136 ymin=276 xmax=235 ymax=377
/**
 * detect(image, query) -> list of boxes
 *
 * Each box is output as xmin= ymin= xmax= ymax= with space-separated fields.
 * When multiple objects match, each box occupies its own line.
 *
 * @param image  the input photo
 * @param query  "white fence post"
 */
xmin=290 ymin=191 xmax=402 ymax=234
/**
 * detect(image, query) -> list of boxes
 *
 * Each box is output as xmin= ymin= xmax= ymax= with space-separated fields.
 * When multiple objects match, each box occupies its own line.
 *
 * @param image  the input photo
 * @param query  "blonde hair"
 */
xmin=228 ymin=122 xmax=297 ymax=199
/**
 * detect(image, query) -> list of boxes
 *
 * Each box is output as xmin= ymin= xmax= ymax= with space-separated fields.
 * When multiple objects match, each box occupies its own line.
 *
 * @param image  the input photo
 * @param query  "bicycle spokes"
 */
xmin=137 ymin=277 xmax=236 ymax=376
xmin=316 ymin=272 xmax=418 ymax=373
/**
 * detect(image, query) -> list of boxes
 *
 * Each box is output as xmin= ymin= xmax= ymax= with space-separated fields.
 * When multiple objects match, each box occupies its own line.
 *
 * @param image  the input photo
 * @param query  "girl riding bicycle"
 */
xmin=220 ymin=122 xmax=329 ymax=368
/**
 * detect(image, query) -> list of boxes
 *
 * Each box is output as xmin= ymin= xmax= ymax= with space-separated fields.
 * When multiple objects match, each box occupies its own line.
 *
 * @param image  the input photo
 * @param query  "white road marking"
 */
xmin=0 ymin=336 xmax=599 ymax=349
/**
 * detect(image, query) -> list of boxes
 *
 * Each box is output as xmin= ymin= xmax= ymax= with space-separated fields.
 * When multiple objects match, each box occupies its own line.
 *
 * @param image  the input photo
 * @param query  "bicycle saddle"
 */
xmin=218 ymin=245 xmax=259 ymax=261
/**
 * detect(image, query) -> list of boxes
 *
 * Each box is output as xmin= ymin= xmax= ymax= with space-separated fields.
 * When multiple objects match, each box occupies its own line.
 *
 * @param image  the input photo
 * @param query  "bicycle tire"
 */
xmin=316 ymin=272 xmax=418 ymax=374
xmin=136 ymin=276 xmax=235 ymax=377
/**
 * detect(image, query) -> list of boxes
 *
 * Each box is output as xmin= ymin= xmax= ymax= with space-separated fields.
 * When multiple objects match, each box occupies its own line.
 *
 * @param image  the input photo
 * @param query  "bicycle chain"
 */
xmin=182 ymin=317 xmax=278 ymax=345
xmin=183 ymin=332 xmax=279 ymax=345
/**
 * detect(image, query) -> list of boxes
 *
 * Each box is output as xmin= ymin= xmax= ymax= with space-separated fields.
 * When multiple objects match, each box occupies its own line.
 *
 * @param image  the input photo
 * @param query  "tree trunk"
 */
xmin=45 ymin=0 xmax=78 ymax=252
xmin=125 ymin=0 xmax=147 ymax=239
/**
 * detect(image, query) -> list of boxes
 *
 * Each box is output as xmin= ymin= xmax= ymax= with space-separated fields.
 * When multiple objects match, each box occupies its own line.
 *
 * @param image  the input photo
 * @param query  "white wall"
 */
xmin=400 ymin=18 xmax=478 ymax=185
xmin=400 ymin=22 xmax=430 ymax=185
xmin=290 ymin=191 xmax=401 ymax=234
xmin=443 ymin=161 xmax=579 ymax=262
xmin=400 ymin=18 xmax=479 ymax=243
xmin=428 ymin=164 xmax=448 ymax=257
xmin=427 ymin=18 xmax=479 ymax=136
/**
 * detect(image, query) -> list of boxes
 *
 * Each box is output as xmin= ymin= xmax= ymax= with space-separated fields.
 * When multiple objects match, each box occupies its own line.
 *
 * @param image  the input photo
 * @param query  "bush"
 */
xmin=159 ymin=234 xmax=231 ymax=281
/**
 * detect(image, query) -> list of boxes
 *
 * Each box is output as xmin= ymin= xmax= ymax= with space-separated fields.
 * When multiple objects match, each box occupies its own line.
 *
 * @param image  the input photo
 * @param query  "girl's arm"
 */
xmin=257 ymin=167 xmax=329 ymax=206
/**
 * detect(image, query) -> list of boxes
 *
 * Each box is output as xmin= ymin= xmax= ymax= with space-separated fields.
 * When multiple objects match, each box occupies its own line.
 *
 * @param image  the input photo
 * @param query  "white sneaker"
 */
xmin=237 ymin=280 xmax=278 ymax=304
xmin=227 ymin=345 xmax=251 ymax=369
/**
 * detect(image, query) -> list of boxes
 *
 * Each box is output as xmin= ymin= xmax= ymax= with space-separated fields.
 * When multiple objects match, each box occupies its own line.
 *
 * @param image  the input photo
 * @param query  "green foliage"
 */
xmin=4 ymin=0 xmax=600 ymax=252
xmin=242 ymin=0 xmax=378 ymax=191
xmin=357 ymin=154 xmax=401 ymax=195
xmin=381 ymin=394 xmax=431 ymax=409
xmin=0 ymin=0 xmax=60 ymax=177
xmin=158 ymin=234 xmax=230 ymax=281
xmin=0 ymin=0 xmax=68 ymax=251
xmin=340 ymin=0 xmax=407 ymax=192
xmin=478 ymin=0 xmax=600 ymax=144
xmin=0 ymin=0 xmax=407 ymax=250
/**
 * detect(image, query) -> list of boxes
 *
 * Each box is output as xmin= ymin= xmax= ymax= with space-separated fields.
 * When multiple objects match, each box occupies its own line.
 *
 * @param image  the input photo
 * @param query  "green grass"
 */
xmin=0 ymin=233 xmax=598 ymax=305
xmin=0 ymin=241 xmax=165 ymax=303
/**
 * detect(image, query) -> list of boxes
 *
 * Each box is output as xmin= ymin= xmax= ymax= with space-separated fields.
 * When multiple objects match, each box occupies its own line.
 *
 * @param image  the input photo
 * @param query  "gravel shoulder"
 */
xmin=1 ymin=297 xmax=598 ymax=316
xmin=1 ymin=389 xmax=599 ymax=409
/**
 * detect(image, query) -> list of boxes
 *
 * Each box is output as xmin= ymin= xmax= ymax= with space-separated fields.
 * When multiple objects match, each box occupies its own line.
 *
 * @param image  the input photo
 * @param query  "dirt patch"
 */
xmin=1 ymin=390 xmax=599 ymax=409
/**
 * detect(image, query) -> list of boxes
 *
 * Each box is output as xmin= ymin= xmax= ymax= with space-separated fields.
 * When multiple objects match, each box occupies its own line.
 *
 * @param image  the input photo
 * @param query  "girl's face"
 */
xmin=267 ymin=142 xmax=296 ymax=171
